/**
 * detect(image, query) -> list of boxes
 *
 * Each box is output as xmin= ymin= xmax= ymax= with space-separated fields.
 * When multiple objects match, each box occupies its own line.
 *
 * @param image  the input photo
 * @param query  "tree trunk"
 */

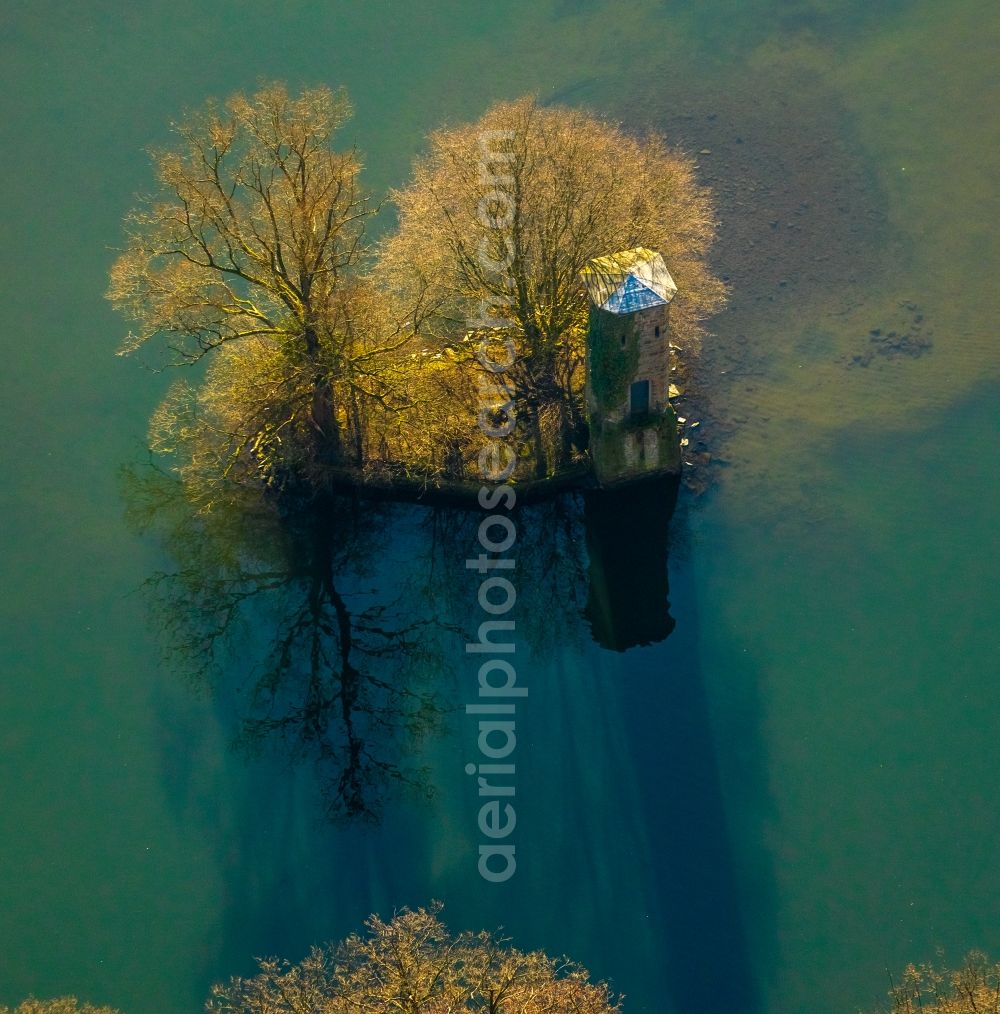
xmin=310 ymin=377 xmax=343 ymax=465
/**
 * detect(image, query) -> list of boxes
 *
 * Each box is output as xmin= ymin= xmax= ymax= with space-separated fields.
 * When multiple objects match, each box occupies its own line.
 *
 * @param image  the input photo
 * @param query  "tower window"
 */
xmin=654 ymin=325 xmax=661 ymax=338
xmin=620 ymin=334 xmax=627 ymax=348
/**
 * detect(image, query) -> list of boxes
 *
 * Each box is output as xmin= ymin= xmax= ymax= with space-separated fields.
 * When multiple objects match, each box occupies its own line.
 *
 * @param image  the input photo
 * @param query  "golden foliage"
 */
xmin=107 ymin=83 xmax=371 ymax=361
xmin=378 ymin=95 xmax=726 ymax=475
xmin=0 ymin=1000 xmax=121 ymax=1014
xmin=111 ymin=86 xmax=725 ymax=494
xmin=208 ymin=903 xmax=620 ymax=1013
xmin=382 ymin=96 xmax=724 ymax=354
xmin=876 ymin=952 xmax=1000 ymax=1014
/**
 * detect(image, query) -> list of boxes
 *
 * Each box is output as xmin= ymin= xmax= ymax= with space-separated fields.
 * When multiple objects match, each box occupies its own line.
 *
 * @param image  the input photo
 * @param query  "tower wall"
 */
xmin=586 ymin=303 xmax=671 ymax=422
xmin=633 ymin=303 xmax=671 ymax=413
xmin=585 ymin=301 xmax=679 ymax=487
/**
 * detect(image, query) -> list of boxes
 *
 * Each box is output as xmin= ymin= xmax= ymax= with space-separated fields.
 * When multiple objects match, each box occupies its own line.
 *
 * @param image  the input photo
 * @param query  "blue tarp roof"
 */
xmin=580 ymin=247 xmax=678 ymax=315
xmin=603 ymin=273 xmax=668 ymax=313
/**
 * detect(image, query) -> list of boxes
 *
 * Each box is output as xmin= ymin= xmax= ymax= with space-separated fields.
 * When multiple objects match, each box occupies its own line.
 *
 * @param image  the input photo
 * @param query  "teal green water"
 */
xmin=1 ymin=2 xmax=998 ymax=1012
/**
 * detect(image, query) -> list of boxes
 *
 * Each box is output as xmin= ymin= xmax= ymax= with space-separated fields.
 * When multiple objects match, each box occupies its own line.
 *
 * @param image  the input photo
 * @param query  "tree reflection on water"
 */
xmin=124 ymin=464 xmax=677 ymax=824
xmin=124 ymin=465 xmax=459 ymax=823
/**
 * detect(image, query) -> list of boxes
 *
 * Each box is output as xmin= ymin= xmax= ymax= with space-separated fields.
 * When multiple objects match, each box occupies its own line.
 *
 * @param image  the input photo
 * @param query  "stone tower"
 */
xmin=580 ymin=247 xmax=681 ymax=487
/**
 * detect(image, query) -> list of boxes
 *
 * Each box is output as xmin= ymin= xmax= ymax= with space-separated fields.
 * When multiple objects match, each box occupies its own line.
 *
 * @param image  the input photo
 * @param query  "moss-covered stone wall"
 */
xmin=590 ymin=407 xmax=681 ymax=487
xmin=585 ymin=302 xmax=678 ymax=486
xmin=586 ymin=307 xmax=639 ymax=418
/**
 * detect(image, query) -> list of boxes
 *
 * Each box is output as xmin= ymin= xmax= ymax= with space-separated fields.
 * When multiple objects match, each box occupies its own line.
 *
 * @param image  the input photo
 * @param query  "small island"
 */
xmin=110 ymin=84 xmax=724 ymax=507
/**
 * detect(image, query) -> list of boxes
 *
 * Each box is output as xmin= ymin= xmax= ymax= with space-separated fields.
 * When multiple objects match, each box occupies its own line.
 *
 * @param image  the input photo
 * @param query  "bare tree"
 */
xmin=379 ymin=96 xmax=726 ymax=477
xmin=207 ymin=904 xmax=621 ymax=1013
xmin=109 ymin=84 xmax=419 ymax=487
xmin=0 ymin=1002 xmax=121 ymax=1014
xmin=111 ymin=87 xmax=724 ymax=492
xmin=874 ymin=951 xmax=1000 ymax=1014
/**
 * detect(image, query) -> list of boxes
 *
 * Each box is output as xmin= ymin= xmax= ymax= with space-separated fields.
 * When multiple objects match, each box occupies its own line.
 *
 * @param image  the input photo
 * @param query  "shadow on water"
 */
xmin=124 ymin=462 xmax=770 ymax=1013
xmin=630 ymin=554 xmax=764 ymax=1014
xmin=124 ymin=462 xmax=602 ymax=830
xmin=583 ymin=481 xmax=767 ymax=1013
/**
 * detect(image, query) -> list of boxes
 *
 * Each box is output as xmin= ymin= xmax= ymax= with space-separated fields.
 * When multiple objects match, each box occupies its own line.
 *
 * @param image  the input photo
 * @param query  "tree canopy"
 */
xmin=381 ymin=95 xmax=724 ymax=476
xmin=873 ymin=952 xmax=1000 ymax=1014
xmin=0 ymin=1001 xmax=121 ymax=1014
xmin=207 ymin=904 xmax=620 ymax=1013
xmin=109 ymin=83 xmax=420 ymax=495
xmin=110 ymin=84 xmax=723 ymax=496
xmin=109 ymin=83 xmax=371 ymax=365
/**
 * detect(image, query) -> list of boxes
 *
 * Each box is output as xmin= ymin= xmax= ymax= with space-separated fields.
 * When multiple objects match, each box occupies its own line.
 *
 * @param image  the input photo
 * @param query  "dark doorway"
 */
xmin=630 ymin=379 xmax=651 ymax=417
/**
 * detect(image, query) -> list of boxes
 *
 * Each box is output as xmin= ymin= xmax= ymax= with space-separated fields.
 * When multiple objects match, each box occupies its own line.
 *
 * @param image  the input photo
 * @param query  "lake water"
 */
xmin=1 ymin=2 xmax=998 ymax=1012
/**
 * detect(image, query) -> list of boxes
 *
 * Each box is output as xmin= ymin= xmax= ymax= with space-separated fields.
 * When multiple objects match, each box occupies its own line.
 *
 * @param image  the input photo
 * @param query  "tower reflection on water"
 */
xmin=583 ymin=475 xmax=678 ymax=651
